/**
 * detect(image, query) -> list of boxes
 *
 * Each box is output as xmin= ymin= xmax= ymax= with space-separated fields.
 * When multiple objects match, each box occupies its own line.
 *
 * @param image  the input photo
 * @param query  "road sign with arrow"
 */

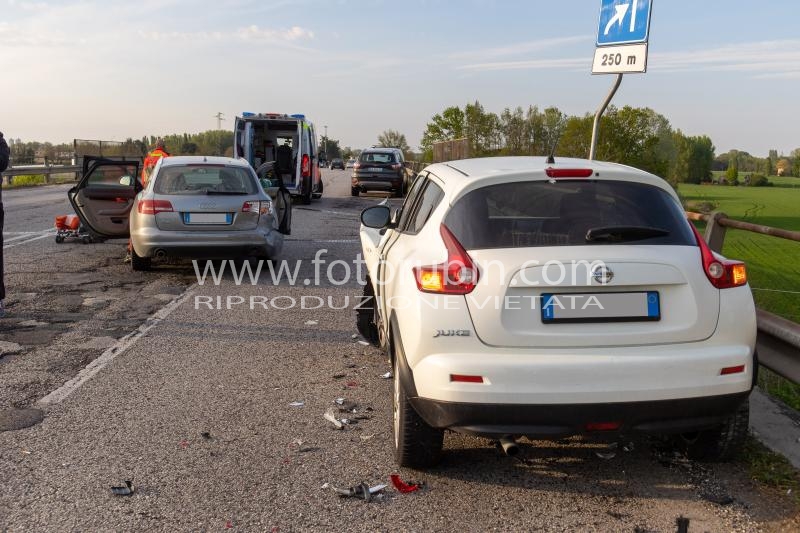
xmin=596 ymin=0 xmax=652 ymax=46
xmin=592 ymin=0 xmax=652 ymax=74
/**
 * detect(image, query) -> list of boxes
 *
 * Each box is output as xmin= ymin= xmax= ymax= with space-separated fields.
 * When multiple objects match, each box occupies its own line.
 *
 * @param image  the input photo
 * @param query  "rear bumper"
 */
xmin=410 ymin=392 xmax=750 ymax=438
xmin=352 ymin=174 xmax=402 ymax=190
xmin=131 ymin=228 xmax=283 ymax=259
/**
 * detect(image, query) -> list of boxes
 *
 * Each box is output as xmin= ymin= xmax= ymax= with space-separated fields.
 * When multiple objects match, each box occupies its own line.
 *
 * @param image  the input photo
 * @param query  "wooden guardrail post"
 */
xmin=705 ymin=210 xmax=728 ymax=253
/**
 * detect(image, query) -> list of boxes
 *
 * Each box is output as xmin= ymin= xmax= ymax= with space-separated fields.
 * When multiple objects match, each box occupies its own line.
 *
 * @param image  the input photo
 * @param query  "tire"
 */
xmin=82 ymin=235 xmax=92 ymax=244
xmin=351 ymin=187 xmax=360 ymax=197
xmin=356 ymin=282 xmax=379 ymax=346
xmin=312 ymin=179 xmax=323 ymax=199
xmin=131 ymin=247 xmax=151 ymax=272
xmin=301 ymin=176 xmax=312 ymax=205
xmin=679 ymin=398 xmax=749 ymax=462
xmin=55 ymin=235 xmax=64 ymax=244
xmin=393 ymin=334 xmax=444 ymax=469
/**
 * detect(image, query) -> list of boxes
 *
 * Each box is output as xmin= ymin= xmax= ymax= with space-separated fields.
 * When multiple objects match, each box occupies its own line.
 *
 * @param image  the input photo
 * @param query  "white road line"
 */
xmin=38 ymin=286 xmax=197 ymax=406
xmin=3 ymin=230 xmax=53 ymax=243
xmin=3 ymin=229 xmax=56 ymax=249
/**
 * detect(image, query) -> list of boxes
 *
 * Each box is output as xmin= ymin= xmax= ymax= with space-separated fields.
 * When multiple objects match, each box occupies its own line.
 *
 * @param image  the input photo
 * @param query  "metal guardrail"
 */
xmin=688 ymin=210 xmax=800 ymax=383
xmin=2 ymin=164 xmax=81 ymax=184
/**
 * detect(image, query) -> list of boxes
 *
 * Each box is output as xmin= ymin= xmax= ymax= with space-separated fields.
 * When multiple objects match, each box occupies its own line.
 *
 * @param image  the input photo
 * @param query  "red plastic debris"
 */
xmin=390 ymin=474 xmax=421 ymax=493
xmin=225 ymin=520 xmax=233 ymax=529
xmin=345 ymin=381 xmax=359 ymax=388
xmin=178 ymin=439 xmax=189 ymax=449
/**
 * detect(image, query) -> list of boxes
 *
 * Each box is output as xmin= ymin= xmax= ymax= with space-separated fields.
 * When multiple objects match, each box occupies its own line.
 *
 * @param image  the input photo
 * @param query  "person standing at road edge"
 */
xmin=0 ymin=132 xmax=10 ymax=316
xmin=127 ymin=139 xmax=170 ymax=263
xmin=141 ymin=138 xmax=170 ymax=187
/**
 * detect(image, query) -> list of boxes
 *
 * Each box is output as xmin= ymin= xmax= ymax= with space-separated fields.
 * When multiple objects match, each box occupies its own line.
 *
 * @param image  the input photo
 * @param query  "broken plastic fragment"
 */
xmin=305 ymin=320 xmax=318 ymax=325
xmin=381 ymin=371 xmax=393 ymax=379
xmin=110 ymin=480 xmax=135 ymax=496
xmin=390 ymin=474 xmax=422 ymax=493
xmin=357 ymin=340 xmax=370 ymax=346
xmin=289 ymin=401 xmax=305 ymax=407
xmin=330 ymin=482 xmax=387 ymax=502
xmin=336 ymin=399 xmax=358 ymax=412
xmin=595 ymin=442 xmax=618 ymax=460
xmin=324 ymin=408 xmax=344 ymax=430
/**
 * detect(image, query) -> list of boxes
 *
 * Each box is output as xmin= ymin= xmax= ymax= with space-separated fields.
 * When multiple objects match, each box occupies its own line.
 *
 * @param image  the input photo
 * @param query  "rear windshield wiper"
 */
xmin=585 ymin=225 xmax=670 ymax=243
xmin=205 ymin=190 xmax=249 ymax=195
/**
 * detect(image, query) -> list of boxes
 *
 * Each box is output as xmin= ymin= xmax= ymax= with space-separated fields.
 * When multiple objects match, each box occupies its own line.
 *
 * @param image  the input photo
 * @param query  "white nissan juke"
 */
xmin=358 ymin=157 xmax=756 ymax=469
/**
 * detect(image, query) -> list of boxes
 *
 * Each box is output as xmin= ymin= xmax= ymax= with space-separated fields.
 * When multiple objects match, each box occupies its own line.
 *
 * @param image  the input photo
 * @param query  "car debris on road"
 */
xmin=324 ymin=408 xmax=344 ymax=430
xmin=110 ymin=480 xmax=135 ymax=496
xmin=390 ymin=474 xmax=422 ymax=493
xmin=324 ymin=482 xmax=387 ymax=502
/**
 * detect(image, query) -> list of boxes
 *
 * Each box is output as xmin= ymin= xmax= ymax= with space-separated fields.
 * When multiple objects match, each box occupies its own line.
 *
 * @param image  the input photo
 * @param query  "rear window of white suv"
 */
xmin=444 ymin=180 xmax=695 ymax=249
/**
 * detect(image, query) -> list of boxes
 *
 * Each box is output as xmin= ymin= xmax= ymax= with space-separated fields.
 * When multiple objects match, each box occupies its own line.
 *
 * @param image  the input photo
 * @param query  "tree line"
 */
xmin=417 ymin=100 xmax=799 ymax=187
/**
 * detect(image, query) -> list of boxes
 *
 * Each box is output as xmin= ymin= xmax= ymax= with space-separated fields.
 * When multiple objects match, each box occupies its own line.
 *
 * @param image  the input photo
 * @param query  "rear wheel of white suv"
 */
xmin=679 ymin=398 xmax=749 ymax=462
xmin=393 ymin=337 xmax=444 ymax=469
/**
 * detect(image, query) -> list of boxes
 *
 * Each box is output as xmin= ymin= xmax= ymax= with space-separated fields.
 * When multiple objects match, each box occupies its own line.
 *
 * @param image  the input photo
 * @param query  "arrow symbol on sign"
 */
xmin=604 ymin=3 xmax=630 ymax=35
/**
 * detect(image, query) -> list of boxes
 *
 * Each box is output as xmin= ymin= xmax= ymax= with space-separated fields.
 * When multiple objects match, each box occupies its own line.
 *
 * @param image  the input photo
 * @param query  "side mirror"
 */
xmin=119 ymin=175 xmax=133 ymax=187
xmin=361 ymin=205 xmax=392 ymax=229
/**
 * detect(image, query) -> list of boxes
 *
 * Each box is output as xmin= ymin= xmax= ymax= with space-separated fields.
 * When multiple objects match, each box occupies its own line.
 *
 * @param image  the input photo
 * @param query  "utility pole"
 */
xmin=214 ymin=112 xmax=225 ymax=130
xmin=324 ymin=125 xmax=328 ymax=164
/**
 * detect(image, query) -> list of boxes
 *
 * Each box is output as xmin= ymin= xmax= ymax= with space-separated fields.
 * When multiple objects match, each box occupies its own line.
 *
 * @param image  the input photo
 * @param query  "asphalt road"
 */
xmin=1 ymin=172 xmax=798 ymax=532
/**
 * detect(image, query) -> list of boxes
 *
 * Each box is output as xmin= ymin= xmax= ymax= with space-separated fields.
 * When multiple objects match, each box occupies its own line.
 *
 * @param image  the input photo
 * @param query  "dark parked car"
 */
xmin=351 ymin=149 xmax=408 ymax=197
xmin=329 ymin=158 xmax=345 ymax=170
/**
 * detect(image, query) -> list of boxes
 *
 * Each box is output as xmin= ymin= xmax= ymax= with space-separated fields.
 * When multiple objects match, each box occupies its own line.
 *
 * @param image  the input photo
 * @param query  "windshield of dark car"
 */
xmin=154 ymin=165 xmax=258 ymax=195
xmin=444 ymin=179 xmax=695 ymax=249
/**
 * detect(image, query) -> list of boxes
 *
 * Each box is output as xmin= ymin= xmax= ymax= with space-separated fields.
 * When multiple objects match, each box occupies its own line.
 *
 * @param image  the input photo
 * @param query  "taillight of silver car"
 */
xmin=242 ymin=201 xmax=272 ymax=215
xmin=690 ymin=224 xmax=747 ymax=289
xmin=137 ymin=199 xmax=173 ymax=215
xmin=413 ymin=224 xmax=479 ymax=294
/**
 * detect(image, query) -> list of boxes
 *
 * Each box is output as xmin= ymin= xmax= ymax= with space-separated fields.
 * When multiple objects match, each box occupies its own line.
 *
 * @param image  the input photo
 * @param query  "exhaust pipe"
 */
xmin=499 ymin=436 xmax=519 ymax=457
xmin=154 ymin=249 xmax=167 ymax=259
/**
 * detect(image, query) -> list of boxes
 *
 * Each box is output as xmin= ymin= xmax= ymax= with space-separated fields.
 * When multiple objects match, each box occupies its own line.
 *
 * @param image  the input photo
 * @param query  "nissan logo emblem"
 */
xmin=592 ymin=265 xmax=614 ymax=284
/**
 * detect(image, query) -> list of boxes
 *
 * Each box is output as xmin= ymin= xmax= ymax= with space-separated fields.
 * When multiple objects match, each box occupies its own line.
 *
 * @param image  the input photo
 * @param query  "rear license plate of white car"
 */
xmin=184 ymin=213 xmax=233 ymax=225
xmin=541 ymin=291 xmax=660 ymax=323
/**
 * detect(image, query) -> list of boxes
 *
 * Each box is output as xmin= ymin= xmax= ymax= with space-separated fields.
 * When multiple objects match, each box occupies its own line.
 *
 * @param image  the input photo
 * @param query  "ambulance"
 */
xmin=234 ymin=112 xmax=323 ymax=204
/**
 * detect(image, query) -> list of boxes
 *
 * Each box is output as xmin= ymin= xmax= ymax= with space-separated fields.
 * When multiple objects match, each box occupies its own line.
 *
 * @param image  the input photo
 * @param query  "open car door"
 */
xmin=68 ymin=157 xmax=140 ymax=239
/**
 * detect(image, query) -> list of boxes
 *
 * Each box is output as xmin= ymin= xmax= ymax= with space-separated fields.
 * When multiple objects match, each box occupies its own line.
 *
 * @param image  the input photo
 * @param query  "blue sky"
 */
xmin=2 ymin=0 xmax=799 ymax=156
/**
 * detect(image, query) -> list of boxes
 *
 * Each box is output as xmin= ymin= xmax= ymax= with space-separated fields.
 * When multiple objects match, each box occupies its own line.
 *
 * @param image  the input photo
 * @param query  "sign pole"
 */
xmin=589 ymin=73 xmax=623 ymax=160
xmin=590 ymin=0 xmax=652 ymax=159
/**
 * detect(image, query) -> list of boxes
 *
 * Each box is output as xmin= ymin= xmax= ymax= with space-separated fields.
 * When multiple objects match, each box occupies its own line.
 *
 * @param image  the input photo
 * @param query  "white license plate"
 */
xmin=184 ymin=213 xmax=232 ymax=225
xmin=541 ymin=292 xmax=660 ymax=323
xmin=366 ymin=167 xmax=384 ymax=172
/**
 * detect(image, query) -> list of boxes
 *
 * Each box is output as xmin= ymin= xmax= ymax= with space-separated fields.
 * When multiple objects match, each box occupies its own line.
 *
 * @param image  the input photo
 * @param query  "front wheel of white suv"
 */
xmin=679 ymin=398 xmax=749 ymax=462
xmin=393 ymin=343 xmax=444 ymax=469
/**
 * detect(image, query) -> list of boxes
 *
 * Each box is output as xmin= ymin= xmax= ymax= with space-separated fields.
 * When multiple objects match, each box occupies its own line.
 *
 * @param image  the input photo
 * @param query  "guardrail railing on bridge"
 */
xmin=687 ymin=210 xmax=800 ymax=384
xmin=1 ymin=164 xmax=81 ymax=185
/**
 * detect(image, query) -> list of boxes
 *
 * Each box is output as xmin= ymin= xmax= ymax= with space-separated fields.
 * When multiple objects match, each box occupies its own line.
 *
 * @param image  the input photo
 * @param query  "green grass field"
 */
xmin=680 ymin=183 xmax=800 ymax=323
xmin=682 ymin=183 xmax=800 ymax=409
xmin=711 ymin=171 xmax=800 ymax=188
